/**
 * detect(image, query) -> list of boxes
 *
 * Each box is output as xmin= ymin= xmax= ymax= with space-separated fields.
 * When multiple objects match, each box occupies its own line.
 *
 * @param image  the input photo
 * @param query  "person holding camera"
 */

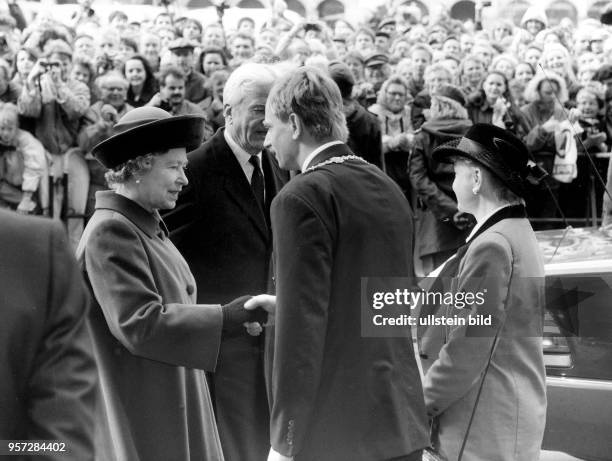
xmin=275 ymin=19 xmax=338 ymax=63
xmin=17 ymin=39 xmax=89 ymax=159
xmin=17 ymin=39 xmax=90 ymax=217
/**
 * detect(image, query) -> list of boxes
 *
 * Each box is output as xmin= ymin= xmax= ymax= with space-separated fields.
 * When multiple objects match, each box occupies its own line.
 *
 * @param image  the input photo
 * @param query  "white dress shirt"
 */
xmin=224 ymin=129 xmax=263 ymax=185
xmin=301 ymin=140 xmax=344 ymax=171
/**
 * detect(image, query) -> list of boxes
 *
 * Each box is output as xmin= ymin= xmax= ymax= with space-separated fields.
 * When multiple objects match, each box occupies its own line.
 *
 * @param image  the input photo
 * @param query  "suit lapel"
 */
xmin=261 ymin=149 xmax=289 ymax=220
xmin=215 ymin=131 xmax=270 ymax=241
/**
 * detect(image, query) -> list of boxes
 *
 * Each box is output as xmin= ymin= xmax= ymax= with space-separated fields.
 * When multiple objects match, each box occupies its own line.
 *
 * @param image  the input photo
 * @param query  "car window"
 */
xmin=544 ymin=273 xmax=612 ymax=380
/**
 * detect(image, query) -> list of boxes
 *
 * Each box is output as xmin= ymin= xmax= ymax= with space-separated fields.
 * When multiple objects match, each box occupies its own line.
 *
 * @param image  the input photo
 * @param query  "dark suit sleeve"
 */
xmin=411 ymin=93 xmax=429 ymax=130
xmin=84 ymin=217 xmax=223 ymax=371
xmin=270 ymin=191 xmax=333 ymax=457
xmin=423 ymin=233 xmax=512 ymax=417
xmin=27 ymin=221 xmax=96 ymax=461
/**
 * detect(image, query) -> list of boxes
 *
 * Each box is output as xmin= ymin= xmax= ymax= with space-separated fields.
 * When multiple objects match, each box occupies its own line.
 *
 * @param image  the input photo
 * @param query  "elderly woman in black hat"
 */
xmin=76 ymin=107 xmax=265 ymax=461
xmin=419 ymin=123 xmax=547 ymax=461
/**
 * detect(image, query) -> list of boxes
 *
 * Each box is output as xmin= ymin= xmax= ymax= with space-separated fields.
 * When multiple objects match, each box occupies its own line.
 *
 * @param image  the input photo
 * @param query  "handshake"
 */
xmin=222 ymin=295 xmax=276 ymax=336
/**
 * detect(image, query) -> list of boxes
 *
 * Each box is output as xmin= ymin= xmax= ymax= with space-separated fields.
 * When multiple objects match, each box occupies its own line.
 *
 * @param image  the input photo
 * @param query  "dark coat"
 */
xmin=345 ymin=102 xmax=383 ymax=168
xmin=520 ymin=101 xmax=566 ymax=218
xmin=126 ymin=80 xmax=158 ymax=108
xmin=165 ymin=128 xmax=289 ymax=461
xmin=77 ymin=192 xmax=224 ymax=461
xmin=409 ymin=118 xmax=472 ymax=260
xmin=411 ymin=90 xmax=431 ymax=130
xmin=0 ymin=210 xmax=96 ymax=460
xmin=269 ymin=143 xmax=429 ymax=461
xmin=465 ymin=90 xmax=528 ymax=137
xmin=185 ymin=70 xmax=208 ymax=104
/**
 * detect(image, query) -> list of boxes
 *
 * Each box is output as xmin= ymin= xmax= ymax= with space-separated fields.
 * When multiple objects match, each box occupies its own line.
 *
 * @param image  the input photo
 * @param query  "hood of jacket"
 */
xmin=521 ymin=6 xmax=548 ymax=28
xmin=420 ymin=118 xmax=472 ymax=143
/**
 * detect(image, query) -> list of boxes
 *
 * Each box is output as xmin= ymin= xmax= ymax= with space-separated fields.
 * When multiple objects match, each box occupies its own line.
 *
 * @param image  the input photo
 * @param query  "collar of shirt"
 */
xmin=301 ymin=140 xmax=344 ymax=171
xmin=224 ymin=129 xmax=262 ymax=183
xmin=465 ymin=204 xmax=512 ymax=242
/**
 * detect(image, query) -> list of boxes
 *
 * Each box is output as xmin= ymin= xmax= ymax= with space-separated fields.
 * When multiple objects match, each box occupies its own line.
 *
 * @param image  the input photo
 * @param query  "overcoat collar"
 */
xmin=94 ymin=190 xmax=168 ymax=239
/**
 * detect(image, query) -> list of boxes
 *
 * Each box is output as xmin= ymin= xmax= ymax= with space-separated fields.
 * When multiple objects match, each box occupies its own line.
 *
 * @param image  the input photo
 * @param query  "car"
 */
xmin=538 ymin=226 xmax=612 ymax=461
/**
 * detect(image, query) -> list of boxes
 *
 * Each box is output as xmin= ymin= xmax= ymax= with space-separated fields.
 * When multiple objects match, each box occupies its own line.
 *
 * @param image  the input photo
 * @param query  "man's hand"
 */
xmin=567 ymin=107 xmax=580 ymax=124
xmin=147 ymin=93 xmax=163 ymax=107
xmin=267 ymin=448 xmax=293 ymax=461
xmin=244 ymin=294 xmax=276 ymax=315
xmin=584 ymin=132 xmax=607 ymax=148
xmin=397 ymin=133 xmax=414 ymax=151
xmin=492 ymin=97 xmax=508 ymax=116
xmin=26 ymin=59 xmax=47 ymax=88
xmin=100 ymin=104 xmax=119 ymax=124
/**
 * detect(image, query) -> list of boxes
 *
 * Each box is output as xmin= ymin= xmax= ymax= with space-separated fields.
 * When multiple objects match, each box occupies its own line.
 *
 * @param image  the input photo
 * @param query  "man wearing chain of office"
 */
xmin=254 ymin=66 xmax=428 ymax=461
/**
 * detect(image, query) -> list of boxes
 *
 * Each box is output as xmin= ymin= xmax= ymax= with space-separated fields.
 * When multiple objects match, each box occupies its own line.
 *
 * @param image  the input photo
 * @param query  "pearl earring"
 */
xmin=472 ymin=187 xmax=479 ymax=195
xmin=136 ymin=179 xmax=141 ymax=184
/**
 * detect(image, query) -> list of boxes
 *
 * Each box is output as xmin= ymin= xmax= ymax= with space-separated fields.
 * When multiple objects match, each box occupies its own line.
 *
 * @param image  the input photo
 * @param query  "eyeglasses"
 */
xmin=386 ymin=91 xmax=406 ymax=99
xmin=102 ymin=86 xmax=126 ymax=92
xmin=41 ymin=62 xmax=62 ymax=69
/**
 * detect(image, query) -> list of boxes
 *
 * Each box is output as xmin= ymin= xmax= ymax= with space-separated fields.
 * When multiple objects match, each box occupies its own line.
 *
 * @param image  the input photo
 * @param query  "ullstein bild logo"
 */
xmin=360 ymin=276 xmax=541 ymax=337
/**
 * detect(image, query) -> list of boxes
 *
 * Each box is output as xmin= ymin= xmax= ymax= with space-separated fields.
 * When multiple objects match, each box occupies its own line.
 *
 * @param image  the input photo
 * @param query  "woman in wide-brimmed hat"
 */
xmin=76 ymin=107 xmax=265 ymax=461
xmin=418 ymin=123 xmax=547 ymax=461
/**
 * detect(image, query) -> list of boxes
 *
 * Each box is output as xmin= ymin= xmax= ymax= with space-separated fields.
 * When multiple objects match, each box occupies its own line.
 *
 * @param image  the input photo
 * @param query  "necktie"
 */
xmin=249 ymin=155 xmax=265 ymax=211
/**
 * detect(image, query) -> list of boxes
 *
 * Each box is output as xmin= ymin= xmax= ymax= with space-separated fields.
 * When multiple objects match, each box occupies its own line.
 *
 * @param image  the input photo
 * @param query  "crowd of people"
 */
xmin=1 ymin=0 xmax=584 ymax=460
xmin=0 ymin=0 xmax=612 ymax=248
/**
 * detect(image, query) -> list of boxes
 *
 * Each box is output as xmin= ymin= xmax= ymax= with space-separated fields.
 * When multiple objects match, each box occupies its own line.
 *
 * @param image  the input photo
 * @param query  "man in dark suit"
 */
xmin=0 ymin=210 xmax=96 ymax=460
xmin=165 ymin=62 xmax=288 ymax=461
xmin=253 ymin=67 xmax=429 ymax=461
xmin=328 ymin=60 xmax=383 ymax=168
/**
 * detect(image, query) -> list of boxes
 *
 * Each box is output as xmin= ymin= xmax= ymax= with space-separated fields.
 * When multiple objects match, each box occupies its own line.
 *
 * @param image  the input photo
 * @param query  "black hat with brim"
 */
xmin=602 ymin=5 xmax=612 ymax=24
xmin=433 ymin=123 xmax=530 ymax=198
xmin=92 ymin=107 xmax=205 ymax=169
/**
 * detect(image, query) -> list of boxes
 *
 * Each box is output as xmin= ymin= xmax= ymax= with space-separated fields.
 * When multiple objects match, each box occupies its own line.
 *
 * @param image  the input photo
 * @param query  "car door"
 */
xmin=539 ymin=228 xmax=612 ymax=461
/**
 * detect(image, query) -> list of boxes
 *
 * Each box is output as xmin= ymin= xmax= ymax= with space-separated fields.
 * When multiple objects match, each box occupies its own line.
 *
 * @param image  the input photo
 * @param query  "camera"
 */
xmin=96 ymin=54 xmax=114 ymax=73
xmin=304 ymin=22 xmax=322 ymax=33
xmin=0 ymin=33 xmax=8 ymax=53
xmin=38 ymin=59 xmax=50 ymax=72
xmin=481 ymin=1 xmax=492 ymax=7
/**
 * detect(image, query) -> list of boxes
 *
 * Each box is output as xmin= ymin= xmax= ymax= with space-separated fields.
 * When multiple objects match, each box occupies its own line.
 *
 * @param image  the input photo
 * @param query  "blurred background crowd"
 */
xmin=1 ymin=0 xmax=612 ymax=252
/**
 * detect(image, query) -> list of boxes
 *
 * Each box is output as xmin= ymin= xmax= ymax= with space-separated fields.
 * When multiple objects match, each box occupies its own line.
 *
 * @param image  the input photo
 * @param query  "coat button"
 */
xmin=186 ymin=284 xmax=194 ymax=296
